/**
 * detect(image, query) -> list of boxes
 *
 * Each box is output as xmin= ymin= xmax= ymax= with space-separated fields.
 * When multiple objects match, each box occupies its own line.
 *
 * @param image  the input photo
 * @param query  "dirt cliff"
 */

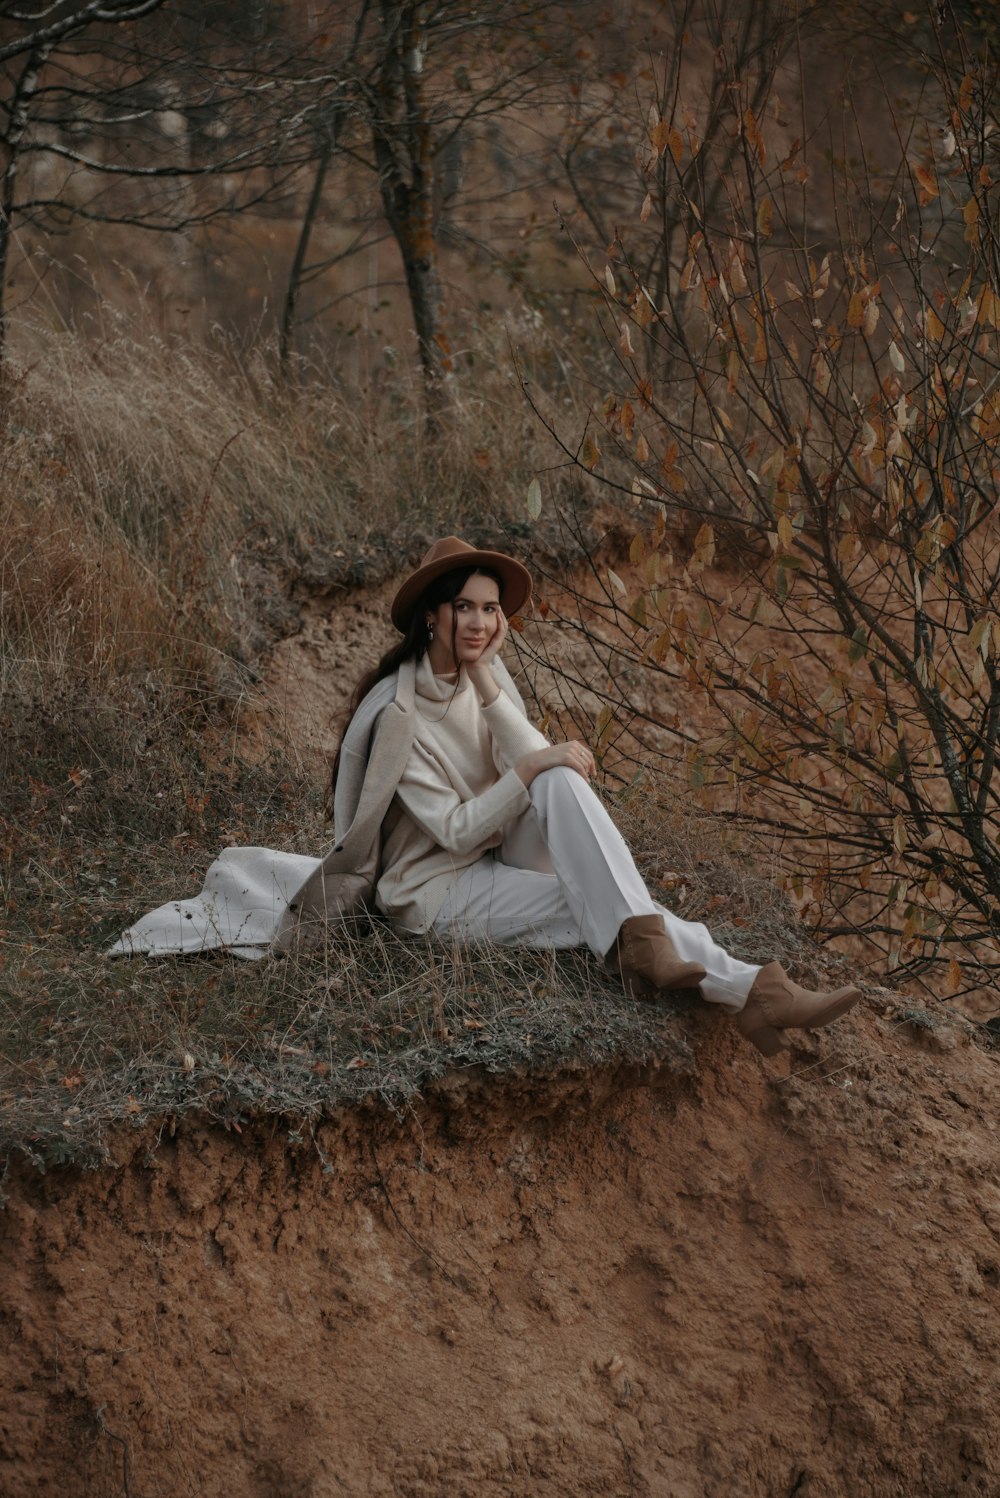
xmin=3 ymin=996 xmax=1000 ymax=1497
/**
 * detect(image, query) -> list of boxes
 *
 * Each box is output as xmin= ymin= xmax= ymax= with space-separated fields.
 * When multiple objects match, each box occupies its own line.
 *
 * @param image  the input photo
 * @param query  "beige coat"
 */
xmin=108 ymin=654 xmax=533 ymax=959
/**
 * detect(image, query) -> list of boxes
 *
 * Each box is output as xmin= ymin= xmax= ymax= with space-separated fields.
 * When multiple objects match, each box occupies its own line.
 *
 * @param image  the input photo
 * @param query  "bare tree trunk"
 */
xmin=279 ymin=137 xmax=335 ymax=369
xmin=379 ymin=138 xmax=449 ymax=403
xmin=279 ymin=1 xmax=373 ymax=371
xmin=372 ymin=0 xmax=450 ymax=418
xmin=0 ymin=44 xmax=50 ymax=355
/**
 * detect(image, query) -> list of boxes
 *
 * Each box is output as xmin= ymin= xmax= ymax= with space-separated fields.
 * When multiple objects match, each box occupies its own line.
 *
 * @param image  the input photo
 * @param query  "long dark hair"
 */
xmin=328 ymin=564 xmax=503 ymax=811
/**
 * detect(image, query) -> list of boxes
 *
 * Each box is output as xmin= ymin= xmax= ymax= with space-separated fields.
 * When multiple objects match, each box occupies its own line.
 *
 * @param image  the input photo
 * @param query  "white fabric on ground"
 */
xmin=431 ymin=766 xmax=759 ymax=1010
xmin=106 ymin=847 xmax=321 ymax=959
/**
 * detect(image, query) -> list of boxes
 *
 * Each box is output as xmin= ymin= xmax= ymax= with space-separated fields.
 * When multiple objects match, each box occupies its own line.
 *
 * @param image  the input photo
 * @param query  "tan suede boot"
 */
xmin=736 ymin=962 xmax=862 ymax=1056
xmin=613 ymin=914 xmax=707 ymax=999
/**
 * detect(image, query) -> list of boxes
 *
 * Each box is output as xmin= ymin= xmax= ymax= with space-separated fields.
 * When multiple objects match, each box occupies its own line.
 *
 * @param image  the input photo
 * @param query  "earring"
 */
xmin=427 ymin=621 xmax=434 ymax=640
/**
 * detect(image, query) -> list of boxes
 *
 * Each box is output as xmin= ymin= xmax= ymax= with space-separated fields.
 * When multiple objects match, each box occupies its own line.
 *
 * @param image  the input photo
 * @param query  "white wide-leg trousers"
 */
xmin=431 ymin=766 xmax=759 ymax=1010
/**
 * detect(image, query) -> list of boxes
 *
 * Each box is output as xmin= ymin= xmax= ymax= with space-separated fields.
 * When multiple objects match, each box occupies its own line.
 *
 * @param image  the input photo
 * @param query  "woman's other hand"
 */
xmin=515 ymin=740 xmax=596 ymax=787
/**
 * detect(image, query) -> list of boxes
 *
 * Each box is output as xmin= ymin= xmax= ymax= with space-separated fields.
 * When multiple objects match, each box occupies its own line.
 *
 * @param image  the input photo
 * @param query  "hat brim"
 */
xmin=391 ymin=548 xmax=532 ymax=632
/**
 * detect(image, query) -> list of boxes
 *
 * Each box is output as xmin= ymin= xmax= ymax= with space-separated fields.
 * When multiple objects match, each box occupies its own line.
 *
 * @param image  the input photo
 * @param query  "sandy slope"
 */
xmin=5 ymin=560 xmax=1000 ymax=1495
xmin=3 ymin=997 xmax=1000 ymax=1497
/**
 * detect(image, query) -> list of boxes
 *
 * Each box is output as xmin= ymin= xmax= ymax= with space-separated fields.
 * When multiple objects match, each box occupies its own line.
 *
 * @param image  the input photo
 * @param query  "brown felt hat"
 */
xmin=390 ymin=535 xmax=532 ymax=632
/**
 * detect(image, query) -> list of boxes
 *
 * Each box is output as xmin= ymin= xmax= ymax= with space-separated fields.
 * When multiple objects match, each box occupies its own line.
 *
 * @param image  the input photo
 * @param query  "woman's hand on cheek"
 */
xmin=478 ymin=608 xmax=508 ymax=666
xmin=465 ymin=609 xmax=506 ymax=704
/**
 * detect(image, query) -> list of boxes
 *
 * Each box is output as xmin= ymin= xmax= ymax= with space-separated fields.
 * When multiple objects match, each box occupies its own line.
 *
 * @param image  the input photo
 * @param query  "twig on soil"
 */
xmin=95 ymin=1403 xmax=131 ymax=1498
xmin=368 ymin=1139 xmax=465 ymax=1289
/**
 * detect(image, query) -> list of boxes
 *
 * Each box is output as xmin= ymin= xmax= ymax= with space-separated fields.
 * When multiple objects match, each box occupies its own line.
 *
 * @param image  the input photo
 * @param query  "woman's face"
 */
xmin=426 ymin=572 xmax=502 ymax=670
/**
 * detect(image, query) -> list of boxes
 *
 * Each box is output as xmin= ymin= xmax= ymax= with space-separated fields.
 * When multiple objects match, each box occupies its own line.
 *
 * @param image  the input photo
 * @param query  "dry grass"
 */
xmin=0 ymin=314 xmax=838 ymax=1174
xmin=1 ymin=916 xmax=695 ymax=1176
xmin=0 ymin=690 xmax=825 ymax=1178
xmin=1 ymin=309 xmax=590 ymax=701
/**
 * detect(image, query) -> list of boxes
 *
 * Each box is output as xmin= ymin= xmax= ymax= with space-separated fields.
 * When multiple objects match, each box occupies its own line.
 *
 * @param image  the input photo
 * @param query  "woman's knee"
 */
xmin=528 ymin=764 xmax=586 ymax=806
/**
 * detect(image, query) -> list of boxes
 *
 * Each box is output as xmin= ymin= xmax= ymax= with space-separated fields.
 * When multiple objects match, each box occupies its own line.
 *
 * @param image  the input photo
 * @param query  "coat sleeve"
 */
xmin=481 ymin=688 xmax=549 ymax=774
xmin=393 ymin=740 xmax=532 ymax=856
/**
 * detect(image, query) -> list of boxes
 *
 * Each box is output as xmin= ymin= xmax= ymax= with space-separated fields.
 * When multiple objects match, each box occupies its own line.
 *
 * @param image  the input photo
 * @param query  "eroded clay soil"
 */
xmin=3 ymin=999 xmax=1000 ymax=1497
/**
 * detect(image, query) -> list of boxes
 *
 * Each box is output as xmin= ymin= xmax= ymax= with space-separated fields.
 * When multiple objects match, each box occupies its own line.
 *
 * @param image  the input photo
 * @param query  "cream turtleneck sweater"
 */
xmin=374 ymin=652 xmax=548 ymax=932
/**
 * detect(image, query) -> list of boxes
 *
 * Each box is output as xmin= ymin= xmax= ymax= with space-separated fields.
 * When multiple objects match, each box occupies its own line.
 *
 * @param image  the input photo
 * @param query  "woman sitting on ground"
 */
xmin=328 ymin=536 xmax=861 ymax=1057
xmin=111 ymin=534 xmax=862 ymax=1055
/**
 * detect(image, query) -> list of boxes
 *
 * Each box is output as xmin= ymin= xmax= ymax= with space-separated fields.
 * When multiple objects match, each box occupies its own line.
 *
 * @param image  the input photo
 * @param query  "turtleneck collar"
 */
xmin=414 ymin=651 xmax=470 ymax=711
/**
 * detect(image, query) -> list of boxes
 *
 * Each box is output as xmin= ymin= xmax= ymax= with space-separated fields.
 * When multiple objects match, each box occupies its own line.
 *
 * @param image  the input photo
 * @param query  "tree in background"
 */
xmin=0 ymin=0 xmax=565 ymax=413
xmin=558 ymin=0 xmax=801 ymax=387
xmin=0 ymin=0 xmax=339 ymax=345
xmin=278 ymin=0 xmax=561 ymax=412
xmin=520 ymin=1 xmax=1000 ymax=989
xmin=0 ymin=0 xmax=167 ymax=343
